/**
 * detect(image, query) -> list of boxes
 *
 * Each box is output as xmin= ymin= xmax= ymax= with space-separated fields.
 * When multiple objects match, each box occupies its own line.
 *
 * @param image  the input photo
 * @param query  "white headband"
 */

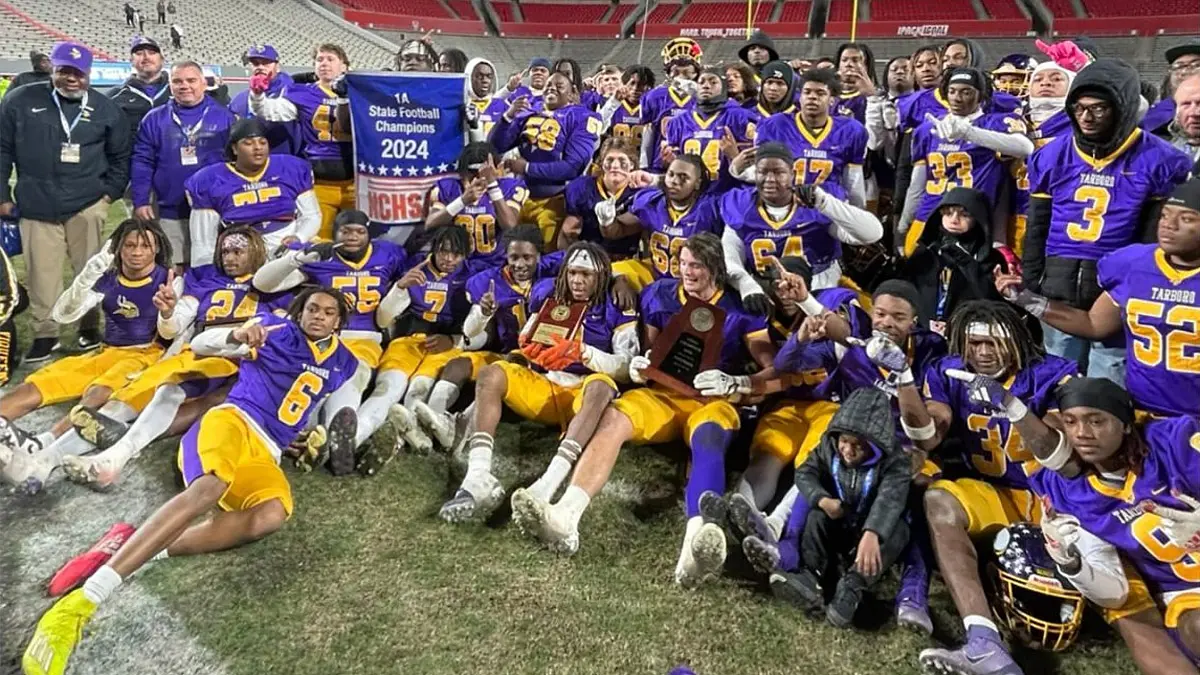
xmin=967 ymin=321 xmax=1012 ymax=341
xmin=222 ymin=233 xmax=251 ymax=251
xmin=566 ymin=249 xmax=599 ymax=272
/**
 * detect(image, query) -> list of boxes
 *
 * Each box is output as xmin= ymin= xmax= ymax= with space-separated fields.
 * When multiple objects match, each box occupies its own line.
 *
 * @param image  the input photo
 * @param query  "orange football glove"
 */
xmin=521 ymin=341 xmax=547 ymax=362
xmin=538 ymin=337 xmax=583 ymax=371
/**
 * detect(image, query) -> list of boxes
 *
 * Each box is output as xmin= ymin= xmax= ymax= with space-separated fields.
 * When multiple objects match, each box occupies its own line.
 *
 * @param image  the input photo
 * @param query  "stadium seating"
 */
xmin=981 ymin=0 xmax=1025 ymax=19
xmin=678 ymin=1 xmax=773 ymax=24
xmin=1041 ymin=0 xmax=1079 ymax=17
xmin=491 ymin=0 xmax=517 ymax=22
xmin=870 ymin=0 xmax=977 ymax=20
xmin=1081 ymin=0 xmax=1199 ymax=16
xmin=521 ymin=2 xmax=610 ymax=24
xmin=447 ymin=0 xmax=480 ymax=20
xmin=337 ymin=0 xmax=450 ymax=16
xmin=5 ymin=0 xmax=395 ymax=66
xmin=778 ymin=1 xmax=812 ymax=22
xmin=647 ymin=2 xmax=681 ymax=23
xmin=608 ymin=3 xmax=637 ymax=24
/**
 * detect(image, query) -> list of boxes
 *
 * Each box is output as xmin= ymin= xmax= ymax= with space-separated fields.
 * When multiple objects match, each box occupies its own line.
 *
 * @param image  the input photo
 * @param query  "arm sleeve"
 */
xmin=190 ymin=326 xmax=253 ymax=358
xmin=963 ymin=126 xmax=1035 ymax=159
xmin=844 ymin=164 xmax=867 ymax=209
xmin=1021 ymin=195 xmax=1053 ymax=290
xmin=249 ymin=92 xmax=298 ymax=122
xmin=189 ymin=208 xmax=221 ymax=268
xmin=104 ymin=108 xmax=133 ymax=201
xmin=862 ymin=455 xmax=912 ymax=541
xmin=376 ymin=283 xmax=412 ymax=329
xmin=1062 ymin=526 xmax=1130 ymax=609
xmin=819 ymin=188 xmax=883 ymax=245
xmin=129 ymin=118 xmax=156 ymax=208
xmin=252 ymin=252 xmax=307 ymax=292
xmin=598 ymin=96 xmax=621 ymax=131
xmin=292 ymin=190 xmax=322 ymax=243
xmin=898 ymin=163 xmax=927 ymax=234
xmin=581 ymin=322 xmax=639 ymax=382
xmin=51 ymin=284 xmax=105 ymax=324
xmin=722 ymin=227 xmax=754 ymax=288
xmin=526 ymin=121 xmax=599 ymax=184
xmin=462 ymin=305 xmax=492 ymax=350
xmin=159 ymin=292 xmax=197 ymax=339
xmin=640 ymin=124 xmax=655 ymax=169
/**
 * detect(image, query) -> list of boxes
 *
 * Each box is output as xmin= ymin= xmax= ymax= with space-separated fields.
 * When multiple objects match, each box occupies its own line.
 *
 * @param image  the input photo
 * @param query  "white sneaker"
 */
xmin=62 ymin=453 xmax=124 ymax=490
xmin=389 ymin=404 xmax=433 ymax=454
xmin=510 ymin=488 xmax=580 ymax=555
xmin=675 ymin=523 xmax=726 ymax=588
xmin=412 ymin=401 xmax=456 ymax=449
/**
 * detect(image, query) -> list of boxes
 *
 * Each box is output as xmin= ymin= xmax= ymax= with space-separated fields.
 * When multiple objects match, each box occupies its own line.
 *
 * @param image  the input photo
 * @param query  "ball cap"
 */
xmin=130 ymin=35 xmax=160 ymax=54
xmin=244 ymin=44 xmax=279 ymax=63
xmin=50 ymin=41 xmax=92 ymax=74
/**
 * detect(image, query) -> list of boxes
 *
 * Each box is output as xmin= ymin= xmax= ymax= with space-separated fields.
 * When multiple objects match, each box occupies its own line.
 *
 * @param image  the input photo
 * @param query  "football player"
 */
xmin=721 ymin=142 xmax=882 ymax=304
xmin=996 ymin=177 xmax=1200 ymax=418
xmin=510 ymin=234 xmax=773 ymax=576
xmin=898 ymin=67 xmax=1034 ymax=257
xmin=834 ymin=42 xmax=877 ymax=125
xmin=0 ymin=220 xmax=172 ymax=492
xmin=427 ymin=142 xmax=527 ymax=274
xmin=252 ymin=209 xmax=409 ymax=474
xmin=186 ymin=118 xmax=321 ymax=270
xmin=61 ymin=226 xmax=291 ymax=489
xmin=560 ymin=137 xmax=642 ymax=257
xmin=250 ymin=43 xmax=354 ymax=239
xmin=464 ymin=58 xmax=507 ymax=142
xmin=930 ymin=376 xmax=1200 ymax=675
xmin=490 ymin=71 xmax=602 ymax=249
xmin=991 ymin=53 xmax=1037 ymax=101
xmin=22 ymin=288 xmax=359 ymax=675
xmin=1008 ymin=60 xmax=1075 ymax=256
xmin=662 ymin=68 xmax=756 ymax=187
xmin=598 ymin=65 xmax=654 ymax=153
xmin=640 ymin=38 xmax=702 ymax=172
xmin=443 ymin=242 xmax=638 ymax=529
xmin=749 ymin=67 xmax=869 ymax=207
xmin=749 ymin=60 xmax=796 ymax=120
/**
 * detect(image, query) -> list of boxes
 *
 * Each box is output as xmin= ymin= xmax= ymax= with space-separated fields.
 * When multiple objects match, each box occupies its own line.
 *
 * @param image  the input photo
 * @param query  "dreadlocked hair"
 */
xmin=287 ymin=286 xmax=350 ymax=331
xmin=214 ymin=226 xmax=268 ymax=277
xmin=502 ymin=223 xmax=544 ymax=253
xmin=554 ymin=241 xmax=611 ymax=307
xmin=683 ymin=232 xmax=727 ymax=289
xmin=109 ymin=218 xmax=172 ymax=273
xmin=430 ymin=222 xmax=471 ymax=262
xmin=553 ymin=58 xmax=584 ymax=94
xmin=671 ymin=153 xmax=712 ymax=196
xmin=622 ymin=65 xmax=656 ymax=90
xmin=947 ymin=300 xmax=1043 ymax=373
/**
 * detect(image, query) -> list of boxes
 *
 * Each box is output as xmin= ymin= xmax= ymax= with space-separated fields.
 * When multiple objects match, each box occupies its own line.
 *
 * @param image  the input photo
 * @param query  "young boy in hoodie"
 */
xmin=903 ymin=186 xmax=1010 ymax=336
xmin=769 ymin=387 xmax=912 ymax=628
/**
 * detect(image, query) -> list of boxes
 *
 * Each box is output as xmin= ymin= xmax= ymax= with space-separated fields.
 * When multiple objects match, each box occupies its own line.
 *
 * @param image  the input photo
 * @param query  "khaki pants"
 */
xmin=21 ymin=199 xmax=107 ymax=338
xmin=159 ymin=217 xmax=187 ymax=265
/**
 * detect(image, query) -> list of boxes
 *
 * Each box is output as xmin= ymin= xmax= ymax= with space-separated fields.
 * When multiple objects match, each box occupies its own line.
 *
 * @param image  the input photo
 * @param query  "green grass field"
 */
xmin=0 ymin=206 xmax=1138 ymax=674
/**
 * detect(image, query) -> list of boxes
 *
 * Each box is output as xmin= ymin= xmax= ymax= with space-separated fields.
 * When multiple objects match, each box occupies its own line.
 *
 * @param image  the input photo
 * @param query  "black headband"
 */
xmin=755 ymin=141 xmax=794 ymax=164
xmin=1055 ymin=377 xmax=1133 ymax=426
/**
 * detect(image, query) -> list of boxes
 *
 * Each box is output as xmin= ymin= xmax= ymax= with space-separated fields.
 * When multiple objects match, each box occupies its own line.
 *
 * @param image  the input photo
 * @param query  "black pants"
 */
xmin=800 ymin=508 xmax=909 ymax=590
xmin=158 ymin=10 xmax=165 ymax=22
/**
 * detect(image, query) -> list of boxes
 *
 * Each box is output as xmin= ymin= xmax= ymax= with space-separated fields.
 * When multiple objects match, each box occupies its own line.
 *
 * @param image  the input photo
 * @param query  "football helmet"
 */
xmin=992 ymin=54 xmax=1038 ymax=99
xmin=991 ymin=522 xmax=1085 ymax=652
xmin=661 ymin=37 xmax=703 ymax=70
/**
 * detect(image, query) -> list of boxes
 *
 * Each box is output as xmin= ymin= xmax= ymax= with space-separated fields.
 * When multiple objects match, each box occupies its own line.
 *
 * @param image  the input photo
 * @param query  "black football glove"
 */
xmin=795 ymin=184 xmax=818 ymax=208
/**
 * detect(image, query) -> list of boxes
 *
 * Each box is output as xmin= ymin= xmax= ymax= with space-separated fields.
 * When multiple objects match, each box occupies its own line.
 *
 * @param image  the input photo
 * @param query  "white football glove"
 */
xmin=1041 ymin=512 xmax=1082 ymax=569
xmin=1148 ymin=492 xmax=1200 ymax=553
xmin=83 ymin=247 xmax=116 ymax=280
xmin=594 ymin=198 xmax=617 ymax=227
xmin=694 ymin=369 xmax=751 ymax=400
xmin=672 ymin=77 xmax=698 ymax=98
xmin=882 ymin=101 xmax=899 ymax=130
xmin=629 ymin=352 xmax=651 ymax=384
xmin=846 ymin=332 xmax=912 ymax=386
xmin=945 ymin=368 xmax=1025 ymax=420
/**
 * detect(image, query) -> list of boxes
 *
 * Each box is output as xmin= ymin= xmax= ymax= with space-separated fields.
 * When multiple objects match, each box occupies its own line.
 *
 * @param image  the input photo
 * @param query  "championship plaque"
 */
xmin=645 ymin=298 xmax=725 ymax=398
xmin=528 ymin=298 xmax=587 ymax=346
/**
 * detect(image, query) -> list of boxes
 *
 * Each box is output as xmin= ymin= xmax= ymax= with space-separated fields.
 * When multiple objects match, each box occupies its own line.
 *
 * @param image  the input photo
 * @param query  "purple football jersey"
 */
xmin=640 ymin=86 xmax=695 ymax=172
xmin=898 ymin=88 xmax=1022 ymax=133
xmin=832 ymin=93 xmax=867 ymax=125
xmin=629 ymin=188 xmax=721 ymax=280
xmin=1031 ymin=416 xmax=1200 ymax=598
xmin=301 ymin=241 xmax=408 ymax=333
xmin=464 ymin=262 xmax=560 ymax=353
xmin=720 ymin=186 xmax=840 ymax=275
xmin=470 ymin=96 xmax=508 ymax=140
xmin=910 ymin=113 xmax=1026 ymax=224
xmin=610 ymin=100 xmax=647 ymax=152
xmin=924 ymin=353 xmax=1078 ymax=490
xmin=770 ymin=287 xmax=870 ymax=401
xmin=217 ymin=314 xmax=358 ymax=449
xmin=755 ymin=112 xmax=868 ymax=201
xmin=430 ymin=176 xmax=529 ymax=272
xmin=282 ymin=83 xmax=352 ymax=164
xmin=1098 ymin=243 xmax=1200 ymax=417
xmin=664 ymin=108 xmax=757 ymax=183
xmin=528 ymin=277 xmax=636 ymax=376
xmin=640 ymin=278 xmax=769 ymax=376
xmin=489 ymin=104 xmax=602 ymax=198
xmin=185 ymin=156 xmax=314 ymax=236
xmin=185 ymin=270 xmax=293 ymax=330
xmin=1030 ymin=130 xmax=1190 ymax=260
xmin=94 ymin=266 xmax=170 ymax=347
xmin=401 ymin=256 xmax=470 ymax=331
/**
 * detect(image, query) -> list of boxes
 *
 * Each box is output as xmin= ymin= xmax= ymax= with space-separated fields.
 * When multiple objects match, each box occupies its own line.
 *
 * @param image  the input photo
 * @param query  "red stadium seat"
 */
xmin=647 ymin=2 xmax=680 ymax=22
xmin=608 ymin=3 xmax=636 ymax=23
xmin=870 ymin=0 xmax=976 ymax=20
xmin=1040 ymin=0 xmax=1077 ymax=16
xmin=1081 ymin=0 xmax=1198 ymax=15
xmin=447 ymin=0 xmax=479 ymax=20
xmin=981 ymin=0 xmax=1024 ymax=19
xmin=339 ymin=0 xmax=450 ymax=16
xmin=521 ymin=2 xmax=609 ymax=23
xmin=492 ymin=0 xmax=516 ymax=21
xmin=779 ymin=1 xmax=812 ymax=22
xmin=677 ymin=1 xmax=772 ymax=24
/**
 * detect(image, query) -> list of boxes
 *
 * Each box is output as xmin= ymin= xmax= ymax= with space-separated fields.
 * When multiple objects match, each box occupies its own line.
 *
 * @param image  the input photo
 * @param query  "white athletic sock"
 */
xmin=35 ymin=431 xmax=55 ymax=449
xmin=354 ymin=370 xmax=409 ymax=446
xmin=465 ymin=432 xmax=494 ymax=478
xmin=150 ymin=549 xmax=169 ymax=563
xmin=98 ymin=399 xmax=138 ymax=423
xmin=102 ymin=385 xmax=185 ymax=467
xmin=322 ymin=378 xmax=364 ymax=425
xmin=426 ymin=380 xmax=460 ymax=414
xmin=768 ymin=484 xmax=800 ymax=523
xmin=529 ymin=456 xmax=572 ymax=502
xmin=82 ymin=564 xmax=123 ymax=605
xmin=556 ymin=485 xmax=591 ymax=530
xmin=402 ymin=376 xmax=435 ymax=408
xmin=963 ymin=615 xmax=1000 ymax=634
xmin=39 ymin=430 xmax=94 ymax=466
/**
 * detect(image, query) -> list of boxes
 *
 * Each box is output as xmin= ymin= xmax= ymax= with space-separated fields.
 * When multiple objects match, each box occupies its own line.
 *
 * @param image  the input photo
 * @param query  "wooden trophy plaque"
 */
xmin=644 ymin=297 xmax=726 ymax=398
xmin=528 ymin=298 xmax=587 ymax=346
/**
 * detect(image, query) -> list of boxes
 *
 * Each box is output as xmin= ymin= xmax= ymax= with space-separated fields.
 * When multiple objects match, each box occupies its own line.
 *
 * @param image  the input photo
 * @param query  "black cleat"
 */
xmin=769 ymin=569 xmax=823 ymax=612
xmin=728 ymin=492 xmax=775 ymax=544
xmin=742 ymin=535 xmax=782 ymax=576
xmin=76 ymin=330 xmax=103 ymax=352
xmin=697 ymin=490 xmax=728 ymax=528
xmin=326 ymin=407 xmax=358 ymax=477
xmin=24 ymin=338 xmax=59 ymax=364
xmin=69 ymin=405 xmax=128 ymax=451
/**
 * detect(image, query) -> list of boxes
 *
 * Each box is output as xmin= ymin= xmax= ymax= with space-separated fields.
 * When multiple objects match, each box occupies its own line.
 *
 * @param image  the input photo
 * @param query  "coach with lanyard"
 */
xmin=130 ymin=61 xmax=236 ymax=264
xmin=0 ymin=42 xmax=131 ymax=362
xmin=108 ymin=36 xmax=170 ymax=142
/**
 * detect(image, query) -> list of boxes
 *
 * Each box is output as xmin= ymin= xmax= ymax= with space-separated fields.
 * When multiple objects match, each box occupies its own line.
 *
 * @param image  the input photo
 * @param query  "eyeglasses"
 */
xmin=1171 ymin=60 xmax=1200 ymax=74
xmin=1070 ymin=102 xmax=1112 ymax=119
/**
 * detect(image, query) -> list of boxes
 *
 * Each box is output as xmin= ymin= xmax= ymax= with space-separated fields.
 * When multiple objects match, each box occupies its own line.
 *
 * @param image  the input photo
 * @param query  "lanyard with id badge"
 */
xmin=53 ymin=91 xmax=87 ymax=164
xmin=172 ymin=102 xmax=210 ymax=166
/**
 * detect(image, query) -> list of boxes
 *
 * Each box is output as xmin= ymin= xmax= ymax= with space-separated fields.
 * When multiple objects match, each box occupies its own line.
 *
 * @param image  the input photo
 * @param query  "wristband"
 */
xmin=1004 ymin=397 xmax=1029 ymax=422
xmin=901 ymin=418 xmax=937 ymax=441
xmin=487 ymin=183 xmax=504 ymax=202
xmin=446 ymin=197 xmax=466 ymax=217
xmin=1039 ymin=429 xmax=1073 ymax=471
xmin=896 ymin=368 xmax=914 ymax=386
xmin=797 ymin=295 xmax=825 ymax=317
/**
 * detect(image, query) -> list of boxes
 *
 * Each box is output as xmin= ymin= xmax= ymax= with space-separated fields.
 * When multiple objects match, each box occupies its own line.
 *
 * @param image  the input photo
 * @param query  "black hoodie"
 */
xmin=1022 ymin=58 xmax=1166 ymax=308
xmin=904 ymin=188 xmax=1003 ymax=326
xmin=795 ymin=388 xmax=911 ymax=541
xmin=738 ymin=32 xmax=779 ymax=70
xmin=944 ymin=38 xmax=989 ymax=70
